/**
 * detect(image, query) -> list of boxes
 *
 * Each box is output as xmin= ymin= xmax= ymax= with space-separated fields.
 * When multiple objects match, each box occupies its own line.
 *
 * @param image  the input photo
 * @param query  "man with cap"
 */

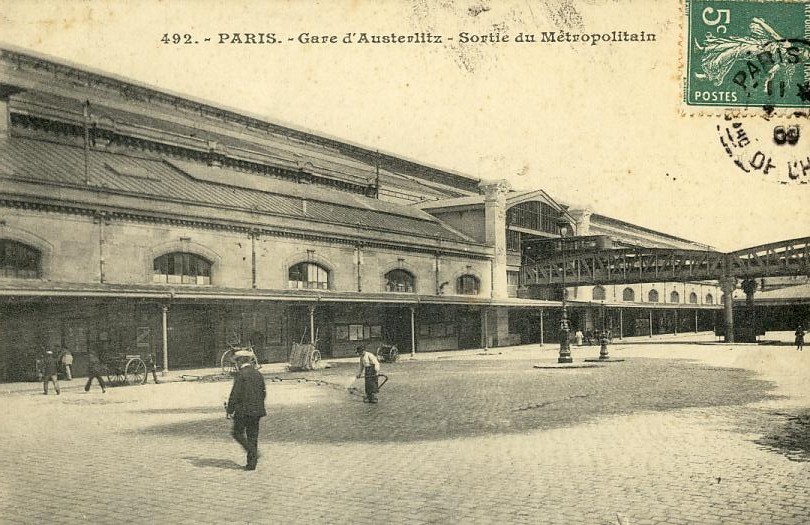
xmin=42 ymin=349 xmax=60 ymax=395
xmin=226 ymin=350 xmax=266 ymax=471
xmin=356 ymin=345 xmax=381 ymax=403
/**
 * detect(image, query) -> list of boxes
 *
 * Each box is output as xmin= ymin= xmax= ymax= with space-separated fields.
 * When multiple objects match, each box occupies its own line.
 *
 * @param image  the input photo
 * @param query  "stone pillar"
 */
xmin=161 ymin=305 xmax=169 ymax=374
xmin=741 ymin=278 xmax=758 ymax=343
xmin=720 ymin=277 xmax=737 ymax=343
xmin=479 ymin=179 xmax=511 ymax=299
xmin=567 ymin=208 xmax=592 ymax=236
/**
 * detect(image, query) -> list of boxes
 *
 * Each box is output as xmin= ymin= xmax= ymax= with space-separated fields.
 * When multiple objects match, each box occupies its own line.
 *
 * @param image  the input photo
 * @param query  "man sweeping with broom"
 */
xmin=355 ymin=345 xmax=381 ymax=403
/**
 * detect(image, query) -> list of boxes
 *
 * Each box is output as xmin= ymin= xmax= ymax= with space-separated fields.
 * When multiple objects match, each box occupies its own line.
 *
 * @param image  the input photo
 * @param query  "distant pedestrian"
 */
xmin=226 ymin=350 xmax=266 ymax=471
xmin=795 ymin=325 xmax=805 ymax=351
xmin=574 ymin=329 xmax=584 ymax=346
xmin=356 ymin=345 xmax=381 ymax=403
xmin=143 ymin=354 xmax=160 ymax=384
xmin=84 ymin=351 xmax=107 ymax=393
xmin=42 ymin=350 xmax=60 ymax=395
xmin=60 ymin=347 xmax=74 ymax=380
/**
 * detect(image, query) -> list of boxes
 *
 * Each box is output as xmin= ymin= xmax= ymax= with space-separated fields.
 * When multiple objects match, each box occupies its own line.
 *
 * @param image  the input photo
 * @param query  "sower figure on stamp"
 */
xmin=356 ymin=345 xmax=381 ymax=403
xmin=226 ymin=350 xmax=266 ymax=471
xmin=42 ymin=349 xmax=60 ymax=395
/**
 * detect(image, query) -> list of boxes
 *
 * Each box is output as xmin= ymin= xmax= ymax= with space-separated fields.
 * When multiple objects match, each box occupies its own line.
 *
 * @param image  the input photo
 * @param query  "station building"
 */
xmin=0 ymin=47 xmax=722 ymax=381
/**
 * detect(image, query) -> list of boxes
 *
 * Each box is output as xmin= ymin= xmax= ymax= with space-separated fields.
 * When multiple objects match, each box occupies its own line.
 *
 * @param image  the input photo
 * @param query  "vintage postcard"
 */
xmin=0 ymin=1 xmax=808 ymax=524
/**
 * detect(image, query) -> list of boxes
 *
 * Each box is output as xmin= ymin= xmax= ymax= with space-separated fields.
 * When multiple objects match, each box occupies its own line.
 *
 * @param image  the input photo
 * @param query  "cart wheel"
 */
xmin=388 ymin=346 xmax=399 ymax=363
xmin=126 ymin=358 xmax=146 ymax=385
xmin=221 ymin=350 xmax=237 ymax=374
xmin=108 ymin=369 xmax=125 ymax=387
xmin=310 ymin=350 xmax=321 ymax=369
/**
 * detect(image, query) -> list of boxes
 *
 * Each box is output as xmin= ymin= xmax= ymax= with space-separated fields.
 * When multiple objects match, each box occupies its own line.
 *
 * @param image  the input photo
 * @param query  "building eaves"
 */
xmin=0 ymin=137 xmax=481 ymax=246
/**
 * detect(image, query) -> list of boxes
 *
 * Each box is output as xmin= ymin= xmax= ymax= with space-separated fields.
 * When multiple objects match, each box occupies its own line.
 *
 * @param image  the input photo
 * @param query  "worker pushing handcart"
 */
xmin=355 ymin=345 xmax=382 ymax=403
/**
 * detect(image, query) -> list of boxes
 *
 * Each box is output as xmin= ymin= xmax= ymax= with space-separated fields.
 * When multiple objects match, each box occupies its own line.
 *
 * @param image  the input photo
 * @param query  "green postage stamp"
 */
xmin=686 ymin=0 xmax=810 ymax=108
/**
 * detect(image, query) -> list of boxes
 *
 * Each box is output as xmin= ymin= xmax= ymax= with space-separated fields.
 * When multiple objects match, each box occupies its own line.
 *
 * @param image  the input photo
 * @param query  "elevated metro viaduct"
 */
xmin=521 ymin=236 xmax=810 ymax=343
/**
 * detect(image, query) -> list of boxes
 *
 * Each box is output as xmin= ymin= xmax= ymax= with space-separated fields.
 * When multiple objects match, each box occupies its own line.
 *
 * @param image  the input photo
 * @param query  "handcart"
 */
xmin=288 ymin=342 xmax=322 ymax=371
xmin=375 ymin=344 xmax=399 ymax=363
xmin=101 ymin=353 xmax=147 ymax=386
xmin=220 ymin=344 xmax=260 ymax=374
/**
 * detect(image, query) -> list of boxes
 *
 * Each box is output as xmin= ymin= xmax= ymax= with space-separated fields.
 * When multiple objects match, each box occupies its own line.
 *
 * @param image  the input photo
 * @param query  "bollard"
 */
xmin=599 ymin=330 xmax=610 ymax=360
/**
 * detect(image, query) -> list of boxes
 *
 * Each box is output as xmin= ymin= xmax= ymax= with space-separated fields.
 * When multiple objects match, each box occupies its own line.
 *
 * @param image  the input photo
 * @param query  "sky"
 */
xmin=0 ymin=0 xmax=807 ymax=251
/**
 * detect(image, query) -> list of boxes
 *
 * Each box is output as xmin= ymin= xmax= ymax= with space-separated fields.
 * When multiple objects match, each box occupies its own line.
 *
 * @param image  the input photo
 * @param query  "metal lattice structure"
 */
xmin=521 ymin=236 xmax=810 ymax=287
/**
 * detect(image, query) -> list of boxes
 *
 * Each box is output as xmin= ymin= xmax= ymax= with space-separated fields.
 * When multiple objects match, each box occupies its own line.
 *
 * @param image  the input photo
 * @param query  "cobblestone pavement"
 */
xmin=1 ymin=342 xmax=808 ymax=524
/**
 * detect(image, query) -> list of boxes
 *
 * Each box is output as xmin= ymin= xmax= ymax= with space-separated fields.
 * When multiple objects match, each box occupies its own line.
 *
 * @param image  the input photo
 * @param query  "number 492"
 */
xmin=161 ymin=33 xmax=194 ymax=44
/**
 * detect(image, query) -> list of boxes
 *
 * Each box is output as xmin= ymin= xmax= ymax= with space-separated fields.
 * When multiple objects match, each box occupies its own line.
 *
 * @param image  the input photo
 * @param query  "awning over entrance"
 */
xmin=0 ymin=280 xmax=561 ymax=308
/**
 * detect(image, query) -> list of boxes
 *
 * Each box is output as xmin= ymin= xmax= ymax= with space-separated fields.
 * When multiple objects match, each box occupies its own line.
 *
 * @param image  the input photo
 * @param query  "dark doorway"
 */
xmin=457 ymin=308 xmax=481 ymax=349
xmin=382 ymin=308 xmax=412 ymax=353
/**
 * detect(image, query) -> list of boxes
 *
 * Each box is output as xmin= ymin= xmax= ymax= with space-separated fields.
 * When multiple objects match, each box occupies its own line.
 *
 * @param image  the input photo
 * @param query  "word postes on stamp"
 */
xmin=686 ymin=0 xmax=810 ymax=108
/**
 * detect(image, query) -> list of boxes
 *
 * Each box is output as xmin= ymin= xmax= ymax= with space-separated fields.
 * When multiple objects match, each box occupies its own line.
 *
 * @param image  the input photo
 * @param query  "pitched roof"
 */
xmin=0 ymin=137 xmax=479 ymax=245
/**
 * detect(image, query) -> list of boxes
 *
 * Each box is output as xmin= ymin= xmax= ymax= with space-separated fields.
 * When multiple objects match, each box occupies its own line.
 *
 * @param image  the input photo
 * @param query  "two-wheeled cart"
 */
xmin=101 ymin=353 xmax=147 ymax=386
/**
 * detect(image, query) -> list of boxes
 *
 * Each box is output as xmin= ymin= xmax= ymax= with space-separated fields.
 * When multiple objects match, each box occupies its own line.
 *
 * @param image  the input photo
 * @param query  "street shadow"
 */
xmin=138 ymin=358 xmax=778 ymax=445
xmin=183 ymin=456 xmax=245 ymax=470
xmin=136 ymin=407 xmax=222 ymax=415
xmin=752 ymin=409 xmax=810 ymax=463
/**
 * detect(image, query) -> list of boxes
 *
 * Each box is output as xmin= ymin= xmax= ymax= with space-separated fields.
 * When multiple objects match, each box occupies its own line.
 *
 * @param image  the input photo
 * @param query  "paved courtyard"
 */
xmin=1 ymin=338 xmax=808 ymax=524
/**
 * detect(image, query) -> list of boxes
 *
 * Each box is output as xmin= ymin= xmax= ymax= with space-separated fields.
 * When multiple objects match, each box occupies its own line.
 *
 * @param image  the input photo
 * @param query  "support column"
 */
xmin=720 ymin=277 xmax=737 ymax=343
xmin=741 ymin=278 xmax=758 ymax=342
xmin=619 ymin=309 xmax=624 ymax=339
xmin=695 ymin=310 xmax=699 ymax=333
xmin=308 ymin=305 xmax=316 ymax=345
xmin=410 ymin=307 xmax=416 ymax=357
xmin=479 ymin=179 xmax=511 ymax=299
xmin=648 ymin=310 xmax=653 ymax=337
xmin=483 ymin=307 xmax=489 ymax=350
xmin=674 ymin=309 xmax=678 ymax=336
xmin=539 ymin=309 xmax=544 ymax=346
xmin=161 ymin=305 xmax=169 ymax=374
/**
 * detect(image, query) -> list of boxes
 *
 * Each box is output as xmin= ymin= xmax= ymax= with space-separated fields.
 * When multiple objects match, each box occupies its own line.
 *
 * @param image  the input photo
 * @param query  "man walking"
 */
xmin=42 ymin=349 xmax=60 ymax=395
xmin=60 ymin=347 xmax=73 ymax=380
xmin=84 ymin=351 xmax=107 ymax=393
xmin=226 ymin=350 xmax=266 ymax=471
xmin=356 ymin=345 xmax=381 ymax=403
xmin=143 ymin=353 xmax=160 ymax=384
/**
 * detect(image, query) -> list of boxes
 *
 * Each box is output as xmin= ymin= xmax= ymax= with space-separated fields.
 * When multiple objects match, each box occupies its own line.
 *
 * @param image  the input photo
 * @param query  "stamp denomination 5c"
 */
xmin=686 ymin=0 xmax=810 ymax=108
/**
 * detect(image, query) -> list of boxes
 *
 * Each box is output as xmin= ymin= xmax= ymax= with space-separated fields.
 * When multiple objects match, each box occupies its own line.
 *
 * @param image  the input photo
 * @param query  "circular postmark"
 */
xmin=715 ymin=112 xmax=809 ymax=183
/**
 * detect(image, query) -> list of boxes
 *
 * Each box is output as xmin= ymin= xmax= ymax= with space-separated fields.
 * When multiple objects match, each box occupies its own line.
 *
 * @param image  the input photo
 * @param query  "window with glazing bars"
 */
xmin=288 ymin=262 xmax=329 ymax=289
xmin=0 ymin=239 xmax=41 ymax=279
xmin=153 ymin=252 xmax=211 ymax=284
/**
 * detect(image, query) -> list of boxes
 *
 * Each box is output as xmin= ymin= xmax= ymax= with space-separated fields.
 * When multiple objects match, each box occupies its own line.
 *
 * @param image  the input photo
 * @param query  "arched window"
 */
xmin=385 ymin=269 xmax=415 ymax=293
xmin=689 ymin=292 xmax=698 ymax=304
xmin=457 ymin=274 xmax=480 ymax=295
xmin=0 ymin=239 xmax=41 ymax=279
xmin=622 ymin=287 xmax=635 ymax=302
xmin=670 ymin=291 xmax=680 ymax=303
xmin=288 ymin=262 xmax=329 ymax=290
xmin=648 ymin=289 xmax=659 ymax=303
xmin=720 ymin=294 xmax=725 ymax=305
xmin=153 ymin=252 xmax=211 ymax=284
xmin=705 ymin=293 xmax=714 ymax=305
xmin=592 ymin=285 xmax=606 ymax=301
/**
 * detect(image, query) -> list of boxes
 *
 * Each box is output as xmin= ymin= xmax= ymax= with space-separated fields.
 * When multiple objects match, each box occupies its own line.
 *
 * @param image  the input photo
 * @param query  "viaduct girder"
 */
xmin=521 ymin=236 xmax=810 ymax=287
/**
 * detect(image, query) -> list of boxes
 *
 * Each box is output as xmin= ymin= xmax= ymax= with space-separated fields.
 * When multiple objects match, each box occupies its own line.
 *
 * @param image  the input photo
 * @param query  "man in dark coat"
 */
xmin=226 ymin=351 xmax=266 ymax=471
xmin=84 ymin=351 xmax=107 ymax=393
xmin=42 ymin=349 xmax=60 ymax=395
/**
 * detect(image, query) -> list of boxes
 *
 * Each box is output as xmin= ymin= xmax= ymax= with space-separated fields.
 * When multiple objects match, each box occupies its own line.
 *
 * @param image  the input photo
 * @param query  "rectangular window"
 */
xmin=348 ymin=324 xmax=364 ymax=341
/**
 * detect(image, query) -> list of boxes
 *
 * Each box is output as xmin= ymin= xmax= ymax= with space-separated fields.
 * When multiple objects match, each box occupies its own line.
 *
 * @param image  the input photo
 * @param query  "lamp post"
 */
xmin=599 ymin=299 xmax=610 ymax=360
xmin=557 ymin=220 xmax=572 ymax=364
